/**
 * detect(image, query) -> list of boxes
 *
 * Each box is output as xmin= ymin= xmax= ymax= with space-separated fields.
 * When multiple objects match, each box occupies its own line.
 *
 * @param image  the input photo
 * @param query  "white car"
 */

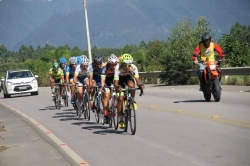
xmin=1 ymin=69 xmax=39 ymax=98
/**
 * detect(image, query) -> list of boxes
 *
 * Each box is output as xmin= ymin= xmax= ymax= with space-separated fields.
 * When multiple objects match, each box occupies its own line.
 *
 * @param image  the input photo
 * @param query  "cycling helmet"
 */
xmin=201 ymin=32 xmax=211 ymax=47
xmin=93 ymin=55 xmax=103 ymax=64
xmin=81 ymin=54 xmax=87 ymax=60
xmin=81 ymin=57 xmax=89 ymax=65
xmin=76 ymin=56 xmax=82 ymax=65
xmin=69 ymin=57 xmax=77 ymax=64
xmin=59 ymin=57 xmax=67 ymax=64
xmin=120 ymin=54 xmax=133 ymax=64
xmin=108 ymin=54 xmax=118 ymax=64
xmin=52 ymin=62 xmax=59 ymax=70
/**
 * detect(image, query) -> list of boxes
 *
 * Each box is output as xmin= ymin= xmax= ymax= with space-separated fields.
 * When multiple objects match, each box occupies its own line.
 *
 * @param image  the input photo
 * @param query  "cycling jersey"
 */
xmin=74 ymin=65 xmax=92 ymax=83
xmin=114 ymin=64 xmax=139 ymax=81
xmin=90 ymin=63 xmax=106 ymax=86
xmin=49 ymin=68 xmax=64 ymax=80
xmin=101 ymin=64 xmax=115 ymax=78
xmin=66 ymin=66 xmax=76 ymax=79
xmin=101 ymin=63 xmax=116 ymax=86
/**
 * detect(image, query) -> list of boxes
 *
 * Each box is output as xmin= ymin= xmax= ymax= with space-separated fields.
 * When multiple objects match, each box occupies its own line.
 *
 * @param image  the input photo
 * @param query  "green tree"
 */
xmin=220 ymin=33 xmax=250 ymax=67
xmin=160 ymin=17 xmax=211 ymax=85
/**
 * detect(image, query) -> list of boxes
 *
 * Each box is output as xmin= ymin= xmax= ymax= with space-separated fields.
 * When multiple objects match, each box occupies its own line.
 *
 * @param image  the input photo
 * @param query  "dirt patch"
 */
xmin=0 ymin=146 xmax=10 ymax=153
xmin=0 ymin=122 xmax=6 ymax=132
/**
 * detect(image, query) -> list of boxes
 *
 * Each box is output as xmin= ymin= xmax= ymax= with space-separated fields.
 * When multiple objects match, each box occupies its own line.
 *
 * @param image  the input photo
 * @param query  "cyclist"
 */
xmin=100 ymin=54 xmax=119 ymax=123
xmin=59 ymin=57 xmax=68 ymax=79
xmin=89 ymin=55 xmax=105 ymax=109
xmin=73 ymin=56 xmax=93 ymax=111
xmin=114 ymin=53 xmax=145 ymax=129
xmin=49 ymin=62 xmax=65 ymax=105
xmin=66 ymin=57 xmax=78 ymax=104
xmin=192 ymin=32 xmax=226 ymax=91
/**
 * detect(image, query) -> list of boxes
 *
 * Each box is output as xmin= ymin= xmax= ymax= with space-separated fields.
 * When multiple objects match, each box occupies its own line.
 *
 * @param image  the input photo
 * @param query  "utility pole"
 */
xmin=83 ymin=0 xmax=92 ymax=63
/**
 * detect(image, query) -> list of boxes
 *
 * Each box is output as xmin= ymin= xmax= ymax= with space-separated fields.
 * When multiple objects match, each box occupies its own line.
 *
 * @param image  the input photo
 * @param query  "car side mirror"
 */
xmin=35 ymin=75 xmax=38 ymax=78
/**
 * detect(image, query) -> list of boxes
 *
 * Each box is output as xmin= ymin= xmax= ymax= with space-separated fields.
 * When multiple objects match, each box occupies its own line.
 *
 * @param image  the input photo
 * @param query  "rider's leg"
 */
xmin=103 ymin=89 xmax=110 ymax=117
xmin=77 ymin=86 xmax=83 ymax=108
xmin=90 ymin=80 xmax=97 ymax=108
xmin=197 ymin=69 xmax=205 ymax=91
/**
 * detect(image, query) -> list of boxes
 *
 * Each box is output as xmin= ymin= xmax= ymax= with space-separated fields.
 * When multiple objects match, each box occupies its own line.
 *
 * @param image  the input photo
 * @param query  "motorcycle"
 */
xmin=199 ymin=57 xmax=223 ymax=102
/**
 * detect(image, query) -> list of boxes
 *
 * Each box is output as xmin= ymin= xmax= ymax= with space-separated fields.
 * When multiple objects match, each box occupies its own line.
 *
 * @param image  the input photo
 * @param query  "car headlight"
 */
xmin=30 ymin=79 xmax=37 ymax=83
xmin=209 ymin=64 xmax=216 ymax=70
xmin=6 ymin=81 xmax=13 ymax=85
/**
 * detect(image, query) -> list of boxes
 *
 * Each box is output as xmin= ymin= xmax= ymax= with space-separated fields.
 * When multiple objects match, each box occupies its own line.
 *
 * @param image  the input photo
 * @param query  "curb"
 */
xmin=0 ymin=102 xmax=90 ymax=166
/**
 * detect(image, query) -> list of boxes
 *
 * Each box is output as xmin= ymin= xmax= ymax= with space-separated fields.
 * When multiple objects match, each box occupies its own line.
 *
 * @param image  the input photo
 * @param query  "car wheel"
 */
xmin=4 ymin=93 xmax=11 ymax=98
xmin=31 ymin=91 xmax=39 ymax=95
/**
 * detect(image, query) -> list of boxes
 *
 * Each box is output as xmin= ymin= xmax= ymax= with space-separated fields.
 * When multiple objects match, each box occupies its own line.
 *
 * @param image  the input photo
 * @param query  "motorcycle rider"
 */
xmin=192 ymin=32 xmax=226 ymax=91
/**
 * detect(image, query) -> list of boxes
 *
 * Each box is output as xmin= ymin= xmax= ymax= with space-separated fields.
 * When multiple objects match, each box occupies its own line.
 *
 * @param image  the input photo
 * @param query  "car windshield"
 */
xmin=7 ymin=71 xmax=33 ymax=79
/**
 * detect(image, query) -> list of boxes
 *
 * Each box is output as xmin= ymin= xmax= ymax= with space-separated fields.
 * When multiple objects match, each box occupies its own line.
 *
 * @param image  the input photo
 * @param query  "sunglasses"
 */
xmin=71 ymin=64 xmax=76 ymax=66
xmin=122 ymin=63 xmax=131 ymax=67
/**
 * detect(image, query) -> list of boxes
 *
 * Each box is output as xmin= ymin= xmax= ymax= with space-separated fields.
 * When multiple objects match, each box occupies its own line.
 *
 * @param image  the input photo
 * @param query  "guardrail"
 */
xmin=139 ymin=67 xmax=250 ymax=77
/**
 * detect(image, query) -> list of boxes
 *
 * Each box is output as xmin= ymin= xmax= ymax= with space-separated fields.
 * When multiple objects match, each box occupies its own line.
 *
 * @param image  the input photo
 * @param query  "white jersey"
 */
xmin=74 ymin=65 xmax=93 ymax=78
xmin=114 ymin=63 xmax=139 ymax=80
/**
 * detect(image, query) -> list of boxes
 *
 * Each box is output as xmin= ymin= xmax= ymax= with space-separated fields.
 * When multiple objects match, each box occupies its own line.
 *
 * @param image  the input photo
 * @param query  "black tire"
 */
xmin=123 ymin=102 xmax=128 ymax=132
xmin=75 ymin=105 xmax=78 ymax=116
xmin=64 ymin=90 xmax=68 ymax=107
xmin=110 ymin=96 xmax=117 ymax=128
xmin=212 ymin=77 xmax=221 ymax=102
xmin=128 ymin=98 xmax=136 ymax=135
xmin=97 ymin=94 xmax=104 ymax=125
xmin=114 ymin=106 xmax=119 ymax=130
xmin=203 ymin=88 xmax=211 ymax=101
xmin=78 ymin=103 xmax=82 ymax=118
xmin=83 ymin=93 xmax=91 ymax=121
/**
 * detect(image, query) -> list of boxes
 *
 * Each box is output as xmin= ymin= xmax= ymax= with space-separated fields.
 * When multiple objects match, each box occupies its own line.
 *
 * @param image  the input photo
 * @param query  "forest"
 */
xmin=1 ymin=17 xmax=250 ymax=86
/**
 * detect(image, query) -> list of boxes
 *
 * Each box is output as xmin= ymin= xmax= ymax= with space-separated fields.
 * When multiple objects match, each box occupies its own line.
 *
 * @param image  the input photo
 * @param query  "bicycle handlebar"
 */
xmin=121 ymin=87 xmax=144 ymax=96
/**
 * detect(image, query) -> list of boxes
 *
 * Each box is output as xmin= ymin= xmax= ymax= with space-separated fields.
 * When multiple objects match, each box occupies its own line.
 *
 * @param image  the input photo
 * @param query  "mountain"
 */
xmin=0 ymin=0 xmax=103 ymax=49
xmin=1 ymin=0 xmax=250 ymax=51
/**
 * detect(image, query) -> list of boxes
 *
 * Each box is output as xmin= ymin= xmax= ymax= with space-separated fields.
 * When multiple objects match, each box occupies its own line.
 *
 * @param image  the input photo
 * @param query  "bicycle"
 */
xmin=77 ymin=84 xmax=91 ymax=120
xmin=115 ymin=87 xmax=143 ymax=135
xmin=92 ymin=86 xmax=104 ymax=124
xmin=53 ymin=83 xmax=62 ymax=110
xmin=105 ymin=85 xmax=117 ymax=128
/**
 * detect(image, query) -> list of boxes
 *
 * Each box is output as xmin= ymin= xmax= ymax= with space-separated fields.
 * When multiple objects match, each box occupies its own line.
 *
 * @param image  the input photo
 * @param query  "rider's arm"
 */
xmin=88 ymin=73 xmax=93 ymax=87
xmin=192 ymin=44 xmax=201 ymax=61
xmin=214 ymin=43 xmax=225 ymax=58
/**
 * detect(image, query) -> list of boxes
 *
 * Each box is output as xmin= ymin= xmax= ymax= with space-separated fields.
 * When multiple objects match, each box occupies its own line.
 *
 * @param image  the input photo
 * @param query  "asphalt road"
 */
xmin=0 ymin=85 xmax=249 ymax=166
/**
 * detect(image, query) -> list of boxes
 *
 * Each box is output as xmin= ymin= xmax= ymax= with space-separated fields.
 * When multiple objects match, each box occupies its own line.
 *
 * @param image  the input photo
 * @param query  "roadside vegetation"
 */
xmin=0 ymin=17 xmax=249 ymax=86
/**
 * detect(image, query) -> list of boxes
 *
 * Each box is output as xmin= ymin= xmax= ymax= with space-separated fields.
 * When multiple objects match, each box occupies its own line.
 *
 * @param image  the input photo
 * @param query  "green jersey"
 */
xmin=49 ymin=68 xmax=64 ymax=80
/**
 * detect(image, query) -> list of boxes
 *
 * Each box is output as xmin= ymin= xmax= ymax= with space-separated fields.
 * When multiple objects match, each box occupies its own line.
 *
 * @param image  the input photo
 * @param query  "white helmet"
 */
xmin=108 ymin=54 xmax=118 ymax=63
xmin=81 ymin=54 xmax=87 ymax=60
xmin=69 ymin=57 xmax=77 ymax=64
xmin=81 ymin=57 xmax=89 ymax=65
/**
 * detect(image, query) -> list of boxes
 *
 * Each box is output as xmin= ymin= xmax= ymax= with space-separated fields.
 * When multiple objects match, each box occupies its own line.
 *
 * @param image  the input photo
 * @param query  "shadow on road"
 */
xmin=39 ymin=106 xmax=58 ymax=111
xmin=174 ymin=100 xmax=209 ymax=103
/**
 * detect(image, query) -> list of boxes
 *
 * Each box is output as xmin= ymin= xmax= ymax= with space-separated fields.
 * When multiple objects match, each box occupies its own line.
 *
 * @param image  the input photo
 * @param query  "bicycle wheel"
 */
xmin=114 ymin=98 xmax=119 ymax=130
xmin=128 ymin=98 xmax=136 ymax=135
xmin=64 ymin=89 xmax=68 ymax=107
xmin=109 ymin=96 xmax=116 ymax=128
xmin=83 ymin=93 xmax=91 ymax=121
xmin=55 ymin=94 xmax=58 ymax=109
xmin=78 ymin=103 xmax=82 ymax=118
xmin=98 ymin=94 xmax=104 ymax=125
xmin=123 ymin=110 xmax=128 ymax=132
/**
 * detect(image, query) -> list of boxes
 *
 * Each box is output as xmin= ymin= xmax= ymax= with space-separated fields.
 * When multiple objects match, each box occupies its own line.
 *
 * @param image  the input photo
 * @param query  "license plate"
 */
xmin=19 ymin=86 xmax=27 ymax=90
